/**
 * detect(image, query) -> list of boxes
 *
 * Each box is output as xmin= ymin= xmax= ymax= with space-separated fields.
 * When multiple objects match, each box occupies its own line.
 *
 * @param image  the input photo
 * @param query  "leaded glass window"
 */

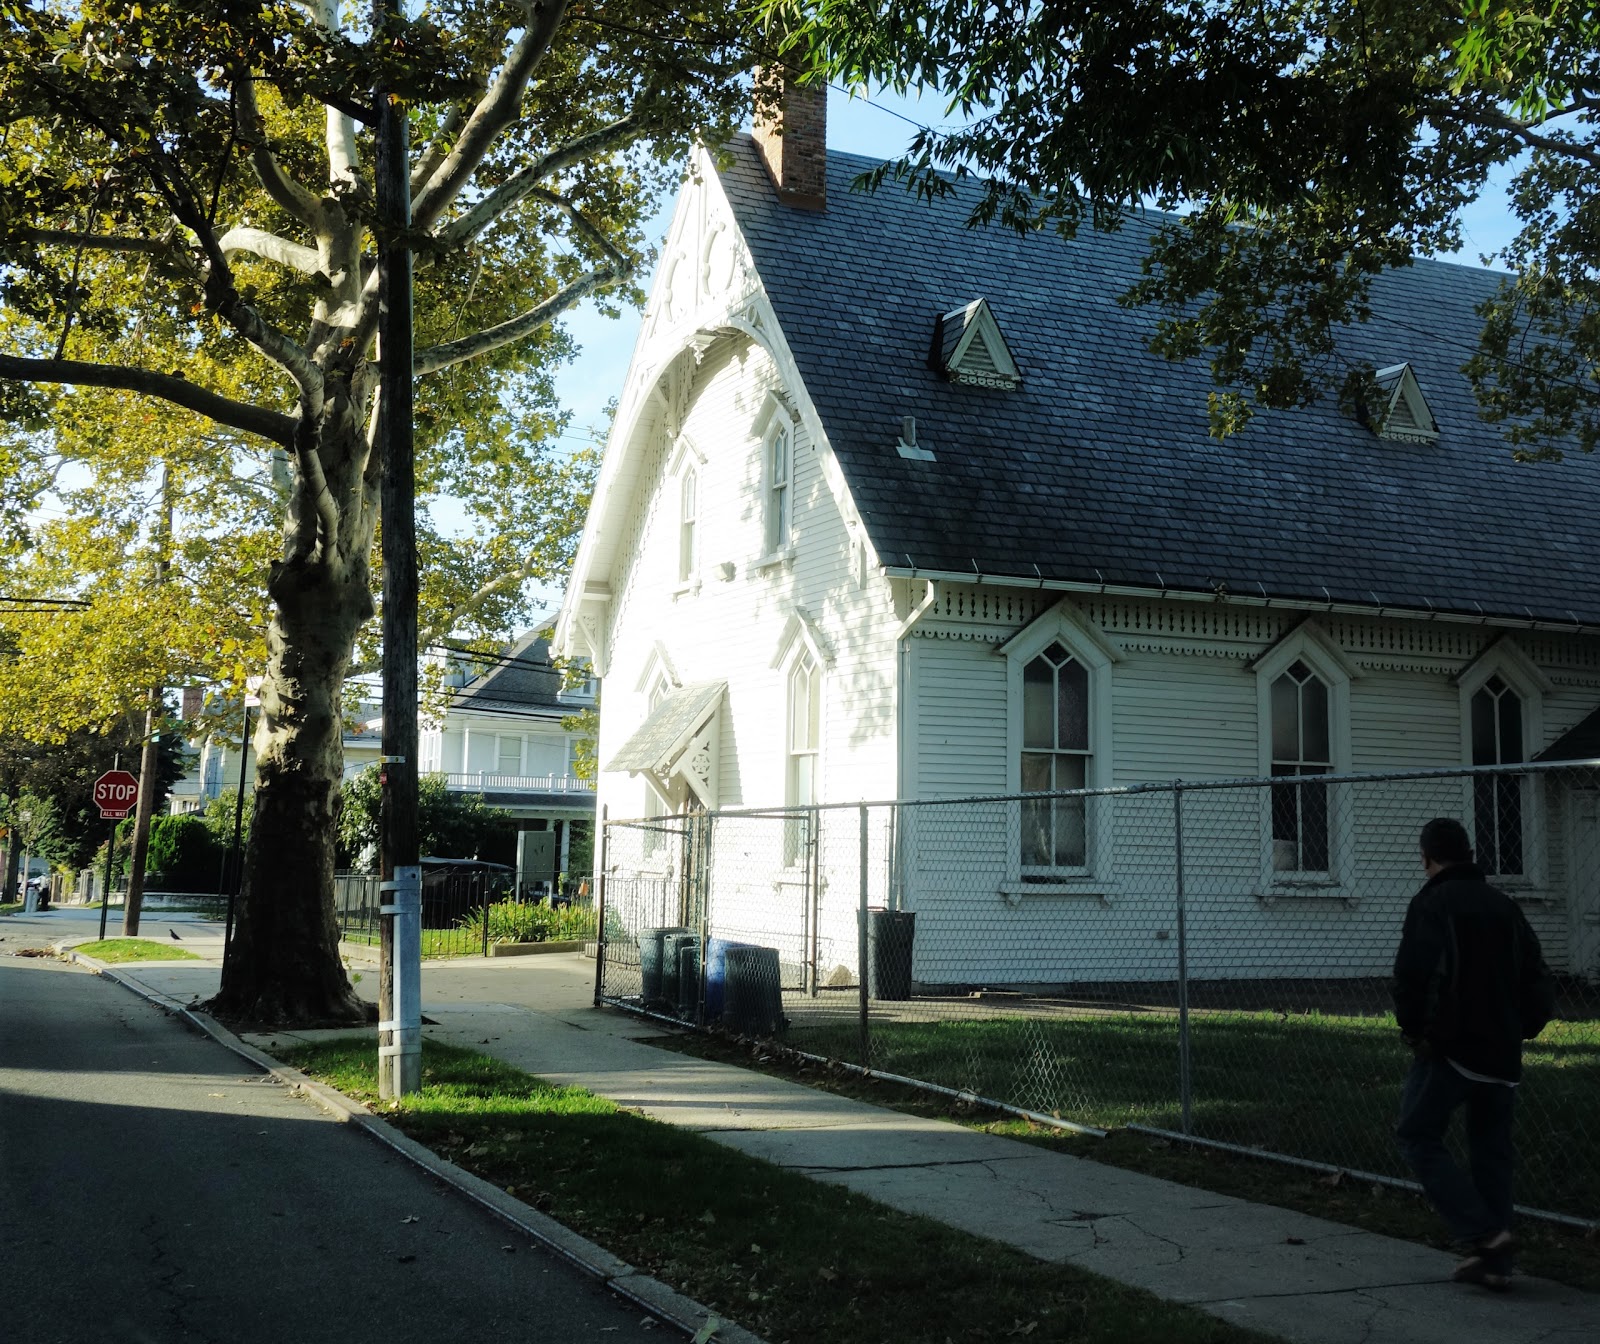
xmin=1472 ymin=675 xmax=1524 ymax=875
xmin=1020 ymin=642 xmax=1090 ymax=872
xmin=1270 ymin=660 xmax=1331 ymax=872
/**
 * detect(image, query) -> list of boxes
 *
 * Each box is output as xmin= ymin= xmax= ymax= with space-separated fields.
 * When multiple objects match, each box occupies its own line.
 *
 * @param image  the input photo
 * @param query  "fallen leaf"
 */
xmin=698 ymin=1210 xmax=716 ymax=1225
xmin=1317 ymin=1170 xmax=1346 ymax=1188
xmin=401 ymin=1215 xmax=418 ymax=1224
xmin=817 ymin=1267 xmax=838 ymax=1283
xmin=501 ymin=1245 xmax=516 ymax=1253
xmin=1286 ymin=1236 xmax=1306 ymax=1246
xmin=690 ymin=1319 xmax=722 ymax=1344
xmin=396 ymin=1254 xmax=415 ymax=1264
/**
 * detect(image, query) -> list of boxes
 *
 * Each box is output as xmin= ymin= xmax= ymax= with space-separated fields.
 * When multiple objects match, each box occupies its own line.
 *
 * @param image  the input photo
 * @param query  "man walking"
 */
xmin=1393 ymin=817 xmax=1555 ymax=1291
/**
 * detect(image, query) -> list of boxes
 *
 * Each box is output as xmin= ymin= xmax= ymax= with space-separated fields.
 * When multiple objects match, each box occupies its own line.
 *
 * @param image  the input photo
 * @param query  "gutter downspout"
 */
xmin=895 ymin=579 xmax=939 ymax=802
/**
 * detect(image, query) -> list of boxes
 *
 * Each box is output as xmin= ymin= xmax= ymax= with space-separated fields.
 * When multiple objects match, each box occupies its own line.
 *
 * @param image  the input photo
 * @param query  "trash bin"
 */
xmin=864 ymin=909 xmax=915 ymax=1001
xmin=662 ymin=931 xmax=698 ymax=1013
xmin=722 ymin=945 xmax=784 ymax=1037
xmin=675 ymin=937 xmax=702 ymax=1019
xmin=703 ymin=937 xmax=748 ymax=1022
xmin=638 ymin=926 xmax=691 ymax=1005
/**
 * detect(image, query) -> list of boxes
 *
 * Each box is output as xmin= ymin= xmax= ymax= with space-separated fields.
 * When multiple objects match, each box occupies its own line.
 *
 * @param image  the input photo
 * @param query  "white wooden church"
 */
xmin=555 ymin=80 xmax=1600 ymax=988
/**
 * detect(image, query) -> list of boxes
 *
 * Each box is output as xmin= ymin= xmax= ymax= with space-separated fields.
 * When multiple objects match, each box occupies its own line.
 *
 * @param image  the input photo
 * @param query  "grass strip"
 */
xmin=74 ymin=937 xmax=201 ymax=963
xmin=0 ymin=901 xmax=22 ymax=916
xmin=646 ymin=1030 xmax=1600 ymax=1294
xmin=779 ymin=1008 xmax=1598 ymax=1219
xmin=281 ymin=1037 xmax=1284 ymax=1344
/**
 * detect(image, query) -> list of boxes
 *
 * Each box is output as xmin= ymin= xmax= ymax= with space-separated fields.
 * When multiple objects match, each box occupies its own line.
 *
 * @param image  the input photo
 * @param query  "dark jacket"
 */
xmin=1392 ymin=862 xmax=1552 ymax=1082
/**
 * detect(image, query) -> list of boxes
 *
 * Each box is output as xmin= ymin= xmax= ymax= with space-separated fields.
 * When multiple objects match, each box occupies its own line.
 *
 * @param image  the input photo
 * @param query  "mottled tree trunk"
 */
xmin=207 ymin=392 xmax=378 ymax=1026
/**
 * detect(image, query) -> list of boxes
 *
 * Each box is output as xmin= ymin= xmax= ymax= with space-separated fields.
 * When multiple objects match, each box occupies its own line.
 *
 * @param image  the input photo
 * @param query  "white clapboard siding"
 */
xmin=596 ymin=336 xmax=898 ymax=835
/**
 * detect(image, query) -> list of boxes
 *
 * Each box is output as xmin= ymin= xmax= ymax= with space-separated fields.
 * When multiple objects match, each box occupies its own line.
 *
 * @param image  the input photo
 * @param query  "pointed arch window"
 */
xmin=678 ymin=464 xmax=698 ymax=584
xmin=1270 ymin=660 xmax=1332 ymax=873
xmin=1471 ymin=674 xmax=1525 ymax=876
xmin=1021 ymin=641 xmax=1091 ymax=871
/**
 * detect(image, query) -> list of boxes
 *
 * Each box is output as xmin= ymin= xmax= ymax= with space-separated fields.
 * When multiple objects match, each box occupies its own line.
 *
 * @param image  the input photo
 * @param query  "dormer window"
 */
xmin=1371 ymin=362 xmax=1439 ymax=443
xmin=930 ymin=297 xmax=1021 ymax=390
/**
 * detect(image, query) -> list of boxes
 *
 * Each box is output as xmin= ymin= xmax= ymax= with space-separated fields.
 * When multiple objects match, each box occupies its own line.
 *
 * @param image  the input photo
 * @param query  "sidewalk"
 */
xmin=68 ymin=934 xmax=1600 ymax=1344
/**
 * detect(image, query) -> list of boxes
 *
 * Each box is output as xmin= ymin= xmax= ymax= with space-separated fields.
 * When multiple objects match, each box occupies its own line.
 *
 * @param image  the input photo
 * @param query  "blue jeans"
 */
xmin=1395 ymin=1054 xmax=1516 ymax=1246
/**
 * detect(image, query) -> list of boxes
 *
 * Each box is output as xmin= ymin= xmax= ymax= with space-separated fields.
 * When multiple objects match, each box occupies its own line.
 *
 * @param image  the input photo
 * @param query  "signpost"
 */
xmin=94 ymin=768 xmax=138 ymax=940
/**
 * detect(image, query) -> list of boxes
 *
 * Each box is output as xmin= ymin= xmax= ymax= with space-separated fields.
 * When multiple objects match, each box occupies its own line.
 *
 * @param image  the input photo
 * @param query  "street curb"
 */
xmin=64 ymin=949 xmax=766 ymax=1344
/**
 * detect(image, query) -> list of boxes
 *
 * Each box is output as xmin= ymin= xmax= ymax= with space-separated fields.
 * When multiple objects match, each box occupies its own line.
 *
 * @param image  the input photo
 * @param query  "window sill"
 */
xmin=751 ymin=545 xmax=795 ymax=574
xmin=671 ymin=580 xmax=701 ymax=600
xmin=1258 ymin=880 xmax=1357 ymax=908
xmin=999 ymin=880 xmax=1115 ymax=907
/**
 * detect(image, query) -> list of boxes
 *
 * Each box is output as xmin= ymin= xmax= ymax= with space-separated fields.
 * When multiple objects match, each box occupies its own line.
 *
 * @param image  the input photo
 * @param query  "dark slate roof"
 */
xmin=1534 ymin=707 xmax=1600 ymax=762
xmin=717 ymin=139 xmax=1600 ymax=625
xmin=450 ymin=631 xmax=568 ymax=714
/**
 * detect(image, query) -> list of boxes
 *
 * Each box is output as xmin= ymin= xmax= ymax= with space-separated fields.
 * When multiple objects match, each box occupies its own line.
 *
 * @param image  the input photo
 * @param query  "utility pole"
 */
xmin=375 ymin=0 xmax=421 ymax=1099
xmin=124 ymin=465 xmax=172 ymax=937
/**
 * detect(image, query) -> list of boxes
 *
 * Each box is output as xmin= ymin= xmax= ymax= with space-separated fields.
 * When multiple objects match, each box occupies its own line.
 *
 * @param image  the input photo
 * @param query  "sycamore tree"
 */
xmin=0 ymin=0 xmax=757 ymax=1022
xmin=769 ymin=1 xmax=1599 ymax=453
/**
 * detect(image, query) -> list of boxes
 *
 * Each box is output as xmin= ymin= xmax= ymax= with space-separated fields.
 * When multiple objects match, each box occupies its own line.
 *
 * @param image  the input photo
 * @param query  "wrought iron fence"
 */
xmin=597 ymin=761 xmax=1600 ymax=1225
xmin=335 ymin=869 xmax=598 ymax=957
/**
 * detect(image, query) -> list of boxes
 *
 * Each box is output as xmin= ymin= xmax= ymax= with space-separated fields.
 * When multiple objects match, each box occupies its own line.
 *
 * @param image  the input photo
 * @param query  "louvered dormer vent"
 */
xmin=930 ymin=298 xmax=1021 ymax=390
xmin=1372 ymin=362 xmax=1439 ymax=443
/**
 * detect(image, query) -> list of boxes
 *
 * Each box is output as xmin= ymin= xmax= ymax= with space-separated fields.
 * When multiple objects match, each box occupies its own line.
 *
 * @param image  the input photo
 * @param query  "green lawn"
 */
xmin=0 ymin=901 xmax=21 ymax=916
xmin=280 ymin=1038 xmax=1281 ymax=1344
xmin=74 ymin=937 xmax=202 ymax=963
xmin=339 ymin=928 xmax=481 ymax=959
xmin=786 ymin=1007 xmax=1600 ymax=1222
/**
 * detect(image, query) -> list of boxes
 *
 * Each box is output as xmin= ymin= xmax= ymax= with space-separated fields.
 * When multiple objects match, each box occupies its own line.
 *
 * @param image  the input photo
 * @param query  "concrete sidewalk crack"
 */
xmin=793 ymin=1156 xmax=1022 ymax=1174
xmin=1190 ymin=1276 xmax=1443 ymax=1305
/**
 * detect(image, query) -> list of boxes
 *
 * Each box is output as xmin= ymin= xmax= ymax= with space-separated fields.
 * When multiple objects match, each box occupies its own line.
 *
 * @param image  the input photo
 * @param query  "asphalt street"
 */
xmin=0 ymin=954 xmax=664 ymax=1344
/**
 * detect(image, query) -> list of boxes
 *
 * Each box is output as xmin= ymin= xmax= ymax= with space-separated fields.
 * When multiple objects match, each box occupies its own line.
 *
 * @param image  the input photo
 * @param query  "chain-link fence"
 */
xmin=597 ymin=761 xmax=1600 ymax=1224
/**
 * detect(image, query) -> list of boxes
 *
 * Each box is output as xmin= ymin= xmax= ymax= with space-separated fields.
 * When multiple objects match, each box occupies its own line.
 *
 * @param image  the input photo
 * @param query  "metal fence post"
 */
xmin=482 ymin=872 xmax=491 ymax=959
xmin=858 ymin=802 xmax=870 ymax=1066
xmin=594 ymin=805 xmax=609 ymax=1007
xmin=1173 ymin=779 xmax=1192 ymax=1135
xmin=807 ymin=804 xmax=822 ymax=996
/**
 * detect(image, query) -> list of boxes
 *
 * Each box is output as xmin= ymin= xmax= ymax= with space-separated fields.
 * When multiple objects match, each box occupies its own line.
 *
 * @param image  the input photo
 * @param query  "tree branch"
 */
xmin=0 ymin=355 xmax=297 ymax=447
xmin=13 ymin=229 xmax=183 ymax=258
xmin=233 ymin=71 xmax=321 ymax=227
xmin=412 ymin=0 xmax=573 ymax=231
xmin=434 ymin=114 xmax=643 ymax=249
xmin=413 ymin=261 xmax=632 ymax=375
xmin=1466 ymin=102 xmax=1600 ymax=171
xmin=218 ymin=227 xmax=322 ymax=275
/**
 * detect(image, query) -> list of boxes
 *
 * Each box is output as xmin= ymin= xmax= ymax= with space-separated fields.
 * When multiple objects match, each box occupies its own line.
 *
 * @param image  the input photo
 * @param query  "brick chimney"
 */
xmin=752 ymin=67 xmax=827 ymax=209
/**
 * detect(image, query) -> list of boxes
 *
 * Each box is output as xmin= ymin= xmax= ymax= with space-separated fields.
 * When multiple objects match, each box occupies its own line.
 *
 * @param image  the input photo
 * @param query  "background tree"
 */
xmin=337 ymin=764 xmax=515 ymax=868
xmin=769 ymin=1 xmax=1599 ymax=451
xmin=0 ymin=711 xmax=185 ymax=891
xmin=0 ymin=0 xmax=759 ymax=1022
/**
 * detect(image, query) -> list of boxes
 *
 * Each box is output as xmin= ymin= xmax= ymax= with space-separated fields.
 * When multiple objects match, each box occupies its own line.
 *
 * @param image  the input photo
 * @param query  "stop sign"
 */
xmin=93 ymin=769 xmax=140 ymax=819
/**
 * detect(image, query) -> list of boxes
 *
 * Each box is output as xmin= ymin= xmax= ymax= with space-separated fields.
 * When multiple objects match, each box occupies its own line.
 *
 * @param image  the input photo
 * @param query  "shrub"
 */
xmin=147 ymin=814 xmax=223 ymax=892
xmin=456 ymin=898 xmax=598 ymax=945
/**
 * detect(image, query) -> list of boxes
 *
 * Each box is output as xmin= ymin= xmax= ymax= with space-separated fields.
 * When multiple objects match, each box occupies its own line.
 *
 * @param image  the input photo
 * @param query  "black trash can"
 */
xmin=675 ymin=937 xmax=702 ymax=1019
xmin=722 ymin=945 xmax=784 ymax=1037
xmin=865 ymin=909 xmax=916 ymax=1001
xmin=662 ymin=931 xmax=698 ymax=1013
xmin=638 ymin=926 xmax=691 ymax=1005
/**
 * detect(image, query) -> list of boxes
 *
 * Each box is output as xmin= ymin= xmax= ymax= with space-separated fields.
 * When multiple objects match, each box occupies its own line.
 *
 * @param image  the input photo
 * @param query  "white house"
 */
xmin=555 ymin=84 xmax=1600 ymax=989
xmin=418 ymin=630 xmax=596 ymax=893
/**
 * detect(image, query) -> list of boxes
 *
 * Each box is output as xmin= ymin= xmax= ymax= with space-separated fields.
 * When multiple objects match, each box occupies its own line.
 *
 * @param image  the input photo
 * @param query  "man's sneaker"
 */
xmin=1452 ymin=1230 xmax=1515 ymax=1291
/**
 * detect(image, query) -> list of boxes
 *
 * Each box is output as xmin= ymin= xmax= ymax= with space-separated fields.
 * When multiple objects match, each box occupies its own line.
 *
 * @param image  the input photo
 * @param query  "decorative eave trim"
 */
xmin=634 ymin=642 xmax=682 ymax=695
